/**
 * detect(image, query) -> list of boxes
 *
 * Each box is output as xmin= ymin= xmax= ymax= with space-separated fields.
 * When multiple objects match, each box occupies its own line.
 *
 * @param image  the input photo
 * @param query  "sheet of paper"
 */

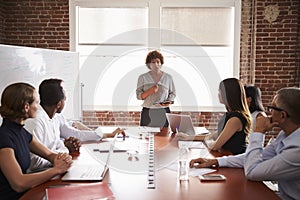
xmin=194 ymin=127 xmax=210 ymax=135
xmin=139 ymin=126 xmax=160 ymax=132
xmin=178 ymin=141 xmax=205 ymax=149
xmin=95 ymin=126 xmax=160 ymax=138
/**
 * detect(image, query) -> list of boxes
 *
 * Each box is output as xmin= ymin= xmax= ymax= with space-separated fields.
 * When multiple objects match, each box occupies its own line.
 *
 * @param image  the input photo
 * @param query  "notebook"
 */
xmin=166 ymin=113 xmax=209 ymax=135
xmin=61 ymin=134 xmax=117 ymax=181
xmin=46 ymin=182 xmax=113 ymax=200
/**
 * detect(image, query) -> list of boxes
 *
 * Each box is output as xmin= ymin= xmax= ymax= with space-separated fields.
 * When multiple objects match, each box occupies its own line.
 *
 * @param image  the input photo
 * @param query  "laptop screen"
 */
xmin=166 ymin=113 xmax=196 ymax=135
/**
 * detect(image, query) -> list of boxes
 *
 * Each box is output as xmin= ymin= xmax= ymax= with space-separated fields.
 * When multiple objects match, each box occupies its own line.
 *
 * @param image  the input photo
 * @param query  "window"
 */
xmin=78 ymin=8 xmax=148 ymax=44
xmin=161 ymin=7 xmax=233 ymax=46
xmin=70 ymin=0 xmax=241 ymax=113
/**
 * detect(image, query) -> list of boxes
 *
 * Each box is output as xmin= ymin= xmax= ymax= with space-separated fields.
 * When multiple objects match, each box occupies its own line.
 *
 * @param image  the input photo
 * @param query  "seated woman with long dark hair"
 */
xmin=177 ymin=78 xmax=252 ymax=155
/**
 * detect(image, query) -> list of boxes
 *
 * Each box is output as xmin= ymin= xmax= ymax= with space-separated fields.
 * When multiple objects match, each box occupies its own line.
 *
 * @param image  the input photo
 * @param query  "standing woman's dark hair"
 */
xmin=244 ymin=85 xmax=265 ymax=113
xmin=0 ymin=82 xmax=35 ymax=120
xmin=145 ymin=50 xmax=164 ymax=68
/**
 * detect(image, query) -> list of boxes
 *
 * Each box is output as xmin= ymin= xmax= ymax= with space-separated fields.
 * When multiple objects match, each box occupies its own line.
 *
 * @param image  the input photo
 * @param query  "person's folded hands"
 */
xmin=64 ymin=136 xmax=81 ymax=153
xmin=54 ymin=152 xmax=72 ymax=173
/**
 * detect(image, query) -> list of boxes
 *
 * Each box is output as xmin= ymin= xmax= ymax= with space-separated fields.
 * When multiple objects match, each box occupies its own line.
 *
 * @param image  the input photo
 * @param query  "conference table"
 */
xmin=20 ymin=127 xmax=280 ymax=200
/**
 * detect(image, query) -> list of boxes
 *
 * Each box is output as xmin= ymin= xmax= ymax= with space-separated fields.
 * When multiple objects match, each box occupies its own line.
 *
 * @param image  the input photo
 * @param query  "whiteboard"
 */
xmin=0 ymin=44 xmax=80 ymax=120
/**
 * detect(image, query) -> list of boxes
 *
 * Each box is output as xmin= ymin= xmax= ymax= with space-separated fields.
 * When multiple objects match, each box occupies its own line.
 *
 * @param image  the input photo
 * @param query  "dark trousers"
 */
xmin=140 ymin=107 xmax=170 ymax=127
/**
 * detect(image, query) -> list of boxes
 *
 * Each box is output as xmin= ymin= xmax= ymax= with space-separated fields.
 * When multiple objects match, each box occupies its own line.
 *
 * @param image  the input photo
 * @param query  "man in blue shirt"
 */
xmin=190 ymin=87 xmax=300 ymax=200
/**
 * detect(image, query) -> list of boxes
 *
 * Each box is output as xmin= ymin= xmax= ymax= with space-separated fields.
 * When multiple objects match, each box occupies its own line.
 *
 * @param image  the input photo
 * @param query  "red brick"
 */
xmin=0 ymin=0 xmax=299 ymax=128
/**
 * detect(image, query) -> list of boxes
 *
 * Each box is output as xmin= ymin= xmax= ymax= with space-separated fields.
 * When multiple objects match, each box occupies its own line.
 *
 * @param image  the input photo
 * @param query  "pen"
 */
xmin=93 ymin=149 xmax=127 ymax=153
xmin=175 ymin=126 xmax=179 ymax=134
xmin=117 ymin=135 xmax=129 ymax=138
xmin=48 ymin=184 xmax=71 ymax=188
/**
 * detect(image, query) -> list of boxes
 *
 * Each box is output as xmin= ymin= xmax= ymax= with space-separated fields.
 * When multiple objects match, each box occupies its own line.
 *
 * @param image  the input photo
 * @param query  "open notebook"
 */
xmin=61 ymin=134 xmax=117 ymax=181
xmin=166 ymin=113 xmax=209 ymax=135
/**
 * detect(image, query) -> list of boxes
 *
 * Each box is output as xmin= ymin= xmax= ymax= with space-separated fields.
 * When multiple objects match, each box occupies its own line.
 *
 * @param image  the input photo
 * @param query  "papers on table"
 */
xmin=95 ymin=126 xmax=161 ymax=138
xmin=263 ymin=181 xmax=279 ymax=192
xmin=138 ymin=126 xmax=161 ymax=133
xmin=170 ymin=141 xmax=215 ymax=176
xmin=178 ymin=141 xmax=206 ymax=149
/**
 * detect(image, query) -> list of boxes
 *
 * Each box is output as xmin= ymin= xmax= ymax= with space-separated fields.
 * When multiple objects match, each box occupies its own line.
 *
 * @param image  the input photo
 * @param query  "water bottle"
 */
xmin=178 ymin=146 xmax=189 ymax=181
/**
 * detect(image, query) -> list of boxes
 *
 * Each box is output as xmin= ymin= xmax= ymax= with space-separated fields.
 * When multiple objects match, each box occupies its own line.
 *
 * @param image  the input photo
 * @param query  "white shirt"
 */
xmin=56 ymin=114 xmax=103 ymax=142
xmin=251 ymin=111 xmax=265 ymax=131
xmin=217 ymin=128 xmax=300 ymax=200
xmin=24 ymin=107 xmax=103 ymax=171
xmin=136 ymin=71 xmax=176 ymax=108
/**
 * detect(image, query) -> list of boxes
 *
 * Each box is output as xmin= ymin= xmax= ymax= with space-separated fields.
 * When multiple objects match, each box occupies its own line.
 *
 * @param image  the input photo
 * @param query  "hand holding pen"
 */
xmin=103 ymin=128 xmax=127 ymax=140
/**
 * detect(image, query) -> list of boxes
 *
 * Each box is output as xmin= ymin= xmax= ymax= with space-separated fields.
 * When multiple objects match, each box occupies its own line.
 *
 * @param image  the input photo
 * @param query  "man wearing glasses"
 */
xmin=190 ymin=87 xmax=300 ymax=200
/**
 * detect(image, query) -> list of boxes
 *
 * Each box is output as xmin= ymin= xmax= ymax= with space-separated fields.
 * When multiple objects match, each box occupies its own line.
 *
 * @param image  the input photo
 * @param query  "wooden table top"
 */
xmin=20 ymin=133 xmax=280 ymax=200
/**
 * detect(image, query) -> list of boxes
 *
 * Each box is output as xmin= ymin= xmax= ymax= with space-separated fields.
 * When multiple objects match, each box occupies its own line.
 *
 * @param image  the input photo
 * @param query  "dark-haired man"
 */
xmin=25 ymin=78 xmax=125 ymax=172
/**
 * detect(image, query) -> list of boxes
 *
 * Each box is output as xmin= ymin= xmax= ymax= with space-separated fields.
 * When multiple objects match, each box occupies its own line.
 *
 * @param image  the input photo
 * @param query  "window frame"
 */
xmin=69 ymin=0 xmax=241 ymax=112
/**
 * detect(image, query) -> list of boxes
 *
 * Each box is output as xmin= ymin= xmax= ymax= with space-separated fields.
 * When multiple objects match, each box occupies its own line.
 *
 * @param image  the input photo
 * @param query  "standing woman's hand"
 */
xmin=141 ymin=84 xmax=159 ymax=99
xmin=141 ymin=85 xmax=159 ymax=99
xmin=151 ymin=85 xmax=159 ymax=94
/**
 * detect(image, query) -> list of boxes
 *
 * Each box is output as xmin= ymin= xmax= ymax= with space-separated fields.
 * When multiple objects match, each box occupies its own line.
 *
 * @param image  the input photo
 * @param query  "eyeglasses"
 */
xmin=266 ymin=105 xmax=289 ymax=117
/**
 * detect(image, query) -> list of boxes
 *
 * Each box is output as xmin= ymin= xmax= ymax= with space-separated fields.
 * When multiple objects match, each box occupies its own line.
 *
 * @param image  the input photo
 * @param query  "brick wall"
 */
xmin=0 ymin=0 xmax=5 ymax=42
xmin=0 ymin=0 xmax=69 ymax=50
xmin=253 ymin=0 xmax=299 ymax=105
xmin=240 ymin=0 xmax=300 ymax=103
xmin=0 ymin=0 xmax=299 ymax=133
xmin=82 ymin=110 xmax=224 ymax=132
xmin=240 ymin=0 xmax=253 ymax=84
xmin=297 ymin=2 xmax=300 ymax=87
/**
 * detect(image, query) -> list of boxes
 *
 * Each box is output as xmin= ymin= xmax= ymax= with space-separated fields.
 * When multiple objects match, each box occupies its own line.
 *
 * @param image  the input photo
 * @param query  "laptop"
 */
xmin=166 ymin=113 xmax=209 ymax=135
xmin=61 ymin=134 xmax=117 ymax=181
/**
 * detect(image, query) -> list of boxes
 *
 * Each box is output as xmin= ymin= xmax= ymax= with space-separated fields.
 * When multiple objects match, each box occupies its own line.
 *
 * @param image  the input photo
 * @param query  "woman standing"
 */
xmin=0 ymin=83 xmax=72 ymax=199
xmin=136 ymin=50 xmax=176 ymax=129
